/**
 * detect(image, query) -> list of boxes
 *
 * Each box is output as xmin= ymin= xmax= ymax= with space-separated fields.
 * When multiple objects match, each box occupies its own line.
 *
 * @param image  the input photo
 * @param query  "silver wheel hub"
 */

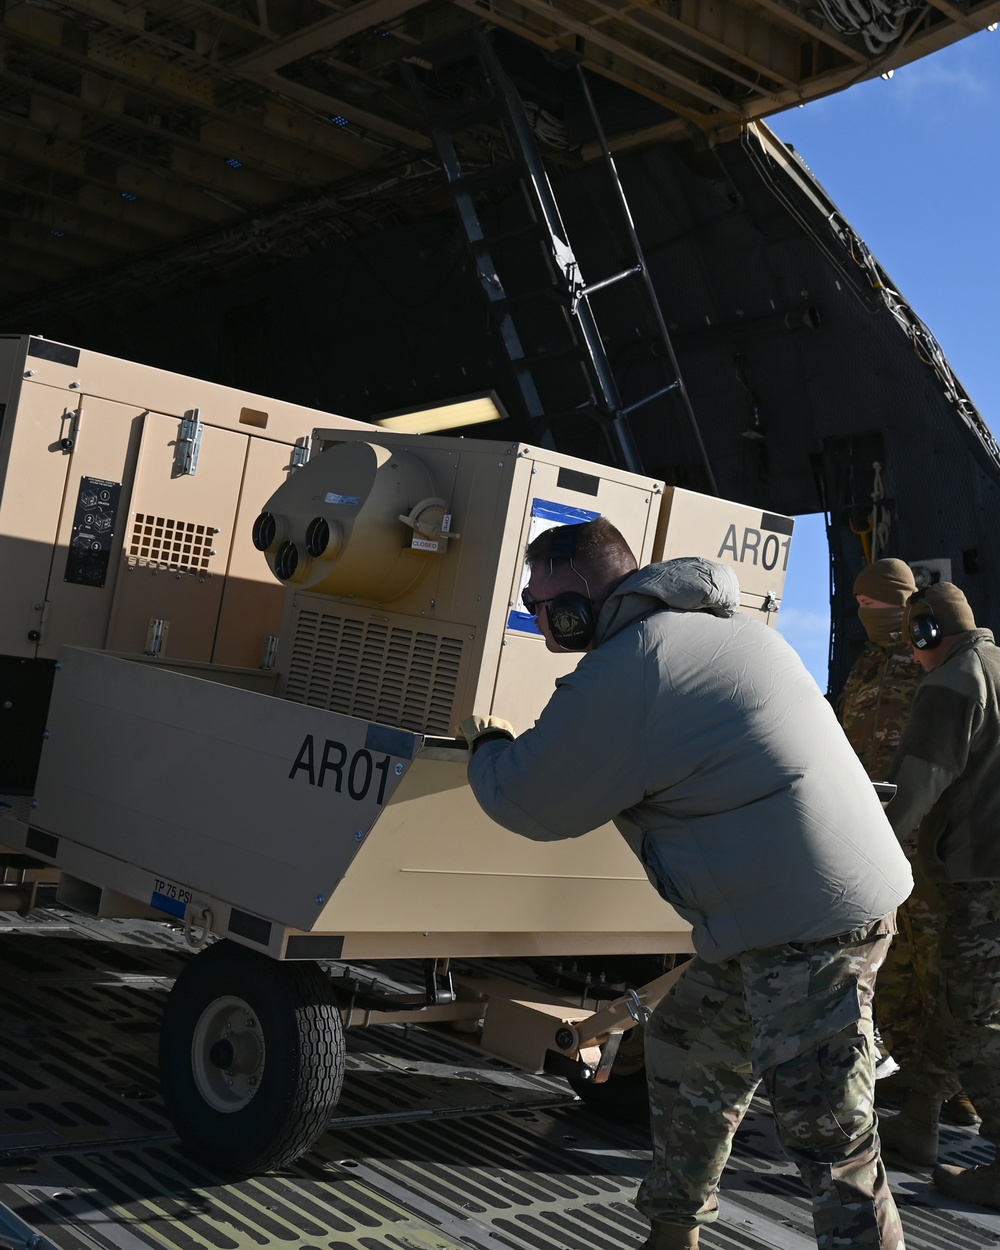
xmin=191 ymin=995 xmax=265 ymax=1112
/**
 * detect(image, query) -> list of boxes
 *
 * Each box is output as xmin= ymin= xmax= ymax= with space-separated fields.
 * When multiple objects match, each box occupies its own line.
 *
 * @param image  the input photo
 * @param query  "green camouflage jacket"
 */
xmin=839 ymin=642 xmax=922 ymax=782
xmin=888 ymin=629 xmax=1000 ymax=881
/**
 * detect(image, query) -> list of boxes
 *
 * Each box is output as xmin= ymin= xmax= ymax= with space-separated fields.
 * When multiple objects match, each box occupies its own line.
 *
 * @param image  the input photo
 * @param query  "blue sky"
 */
xmin=766 ymin=30 xmax=1000 ymax=689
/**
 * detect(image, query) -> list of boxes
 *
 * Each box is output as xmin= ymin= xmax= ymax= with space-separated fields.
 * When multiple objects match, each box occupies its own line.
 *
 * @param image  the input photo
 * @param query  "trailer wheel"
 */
xmin=159 ymin=940 xmax=344 ymax=1173
xmin=569 ymin=1024 xmax=650 ymax=1125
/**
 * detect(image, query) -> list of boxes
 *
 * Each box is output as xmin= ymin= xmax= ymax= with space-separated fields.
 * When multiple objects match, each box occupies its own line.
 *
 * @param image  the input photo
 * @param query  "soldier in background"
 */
xmin=839 ymin=559 xmax=976 ymax=1126
xmin=840 ymin=558 xmax=921 ymax=783
xmin=878 ymin=583 xmax=1000 ymax=1208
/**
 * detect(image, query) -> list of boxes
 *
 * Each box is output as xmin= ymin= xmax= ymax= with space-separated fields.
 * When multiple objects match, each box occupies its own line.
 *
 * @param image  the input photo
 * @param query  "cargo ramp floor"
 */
xmin=0 ymin=911 xmax=997 ymax=1250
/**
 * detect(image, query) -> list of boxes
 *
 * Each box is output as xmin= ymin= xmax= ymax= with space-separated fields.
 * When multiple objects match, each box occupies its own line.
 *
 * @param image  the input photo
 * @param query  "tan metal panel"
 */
xmin=654 ymin=485 xmax=794 ymax=623
xmin=32 ymin=648 xmax=413 ymax=934
xmin=37 ymin=395 xmax=146 ymax=660
xmin=105 ymin=413 xmax=247 ymax=661
xmin=491 ymin=632 xmax=579 ymax=733
xmin=212 ymin=436 xmax=299 ymax=670
xmin=317 ymin=747 xmax=688 ymax=946
xmin=0 ymin=380 xmax=76 ymax=656
xmin=33 ymin=646 xmax=690 ymax=955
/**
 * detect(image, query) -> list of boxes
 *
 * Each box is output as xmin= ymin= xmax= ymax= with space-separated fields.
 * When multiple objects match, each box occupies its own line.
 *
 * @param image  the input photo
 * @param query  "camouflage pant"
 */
xmin=875 ymin=845 xmax=943 ymax=1065
xmin=906 ymin=880 xmax=1000 ymax=1143
xmin=636 ymin=918 xmax=905 ymax=1249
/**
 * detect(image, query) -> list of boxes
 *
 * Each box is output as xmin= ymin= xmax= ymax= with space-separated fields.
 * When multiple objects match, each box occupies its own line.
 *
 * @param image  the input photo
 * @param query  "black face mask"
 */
xmin=858 ymin=606 xmax=904 ymax=647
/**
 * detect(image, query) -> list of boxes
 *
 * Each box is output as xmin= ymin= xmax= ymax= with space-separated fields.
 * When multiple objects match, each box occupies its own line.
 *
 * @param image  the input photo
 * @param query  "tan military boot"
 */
xmin=642 ymin=1221 xmax=699 ymax=1249
xmin=878 ymin=1093 xmax=942 ymax=1167
xmin=940 ymin=1090 xmax=980 ymax=1126
xmin=933 ymin=1160 xmax=1000 ymax=1211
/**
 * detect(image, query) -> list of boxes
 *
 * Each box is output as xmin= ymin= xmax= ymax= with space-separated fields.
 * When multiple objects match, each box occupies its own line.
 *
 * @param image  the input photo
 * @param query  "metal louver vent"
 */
xmin=285 ymin=610 xmax=464 ymax=734
xmin=127 ymin=513 xmax=217 ymax=572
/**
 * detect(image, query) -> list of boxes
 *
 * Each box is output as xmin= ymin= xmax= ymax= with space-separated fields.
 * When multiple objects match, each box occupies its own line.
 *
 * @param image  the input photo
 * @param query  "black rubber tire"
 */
xmin=568 ymin=1024 xmax=651 ymax=1125
xmin=159 ymin=940 xmax=344 ymax=1174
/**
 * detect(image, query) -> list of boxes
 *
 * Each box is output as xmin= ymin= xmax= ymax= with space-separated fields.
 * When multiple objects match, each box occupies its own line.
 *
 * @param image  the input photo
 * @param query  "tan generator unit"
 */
xmin=15 ymin=433 xmax=675 ymax=960
xmin=0 ymin=350 xmax=795 ymax=1174
xmin=256 ymin=427 xmax=664 ymax=735
xmin=0 ymin=334 xmax=371 ymax=800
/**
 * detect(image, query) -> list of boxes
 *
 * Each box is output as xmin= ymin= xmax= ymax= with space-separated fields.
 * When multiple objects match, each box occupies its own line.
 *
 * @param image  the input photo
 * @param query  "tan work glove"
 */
xmin=457 ymin=713 xmax=515 ymax=751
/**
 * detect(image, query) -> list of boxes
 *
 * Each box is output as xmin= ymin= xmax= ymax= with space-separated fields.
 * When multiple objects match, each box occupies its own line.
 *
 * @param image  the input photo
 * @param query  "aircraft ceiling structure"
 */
xmin=41 ymin=106 xmax=996 ymax=696
xmin=1 ymin=0 xmax=1000 ymax=317
xmin=2 ymin=0 xmax=1000 ymax=696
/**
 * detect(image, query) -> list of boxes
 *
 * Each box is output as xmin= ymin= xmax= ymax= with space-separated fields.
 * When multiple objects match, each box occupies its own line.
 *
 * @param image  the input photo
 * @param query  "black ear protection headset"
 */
xmin=906 ymin=589 xmax=943 ymax=650
xmin=538 ymin=525 xmax=597 ymax=651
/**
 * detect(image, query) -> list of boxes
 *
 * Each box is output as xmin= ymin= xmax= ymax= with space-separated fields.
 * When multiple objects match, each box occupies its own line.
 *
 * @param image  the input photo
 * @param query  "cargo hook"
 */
xmin=184 ymin=906 xmax=214 ymax=949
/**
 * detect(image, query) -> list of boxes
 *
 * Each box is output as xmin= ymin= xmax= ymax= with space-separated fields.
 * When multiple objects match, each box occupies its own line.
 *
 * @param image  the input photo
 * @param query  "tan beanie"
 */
xmin=906 ymin=582 xmax=977 ymax=638
xmin=853 ymin=558 xmax=917 ymax=606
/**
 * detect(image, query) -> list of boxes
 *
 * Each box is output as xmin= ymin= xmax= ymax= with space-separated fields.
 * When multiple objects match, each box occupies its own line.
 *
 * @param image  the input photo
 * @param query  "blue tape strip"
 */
xmin=530 ymin=499 xmax=600 ymax=525
xmin=508 ymin=609 xmax=541 ymax=635
xmin=151 ymin=891 xmax=186 ymax=918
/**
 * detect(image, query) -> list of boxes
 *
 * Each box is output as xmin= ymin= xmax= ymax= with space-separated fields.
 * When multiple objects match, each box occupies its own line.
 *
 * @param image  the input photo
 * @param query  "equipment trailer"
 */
xmin=1 ymin=336 xmax=793 ymax=1173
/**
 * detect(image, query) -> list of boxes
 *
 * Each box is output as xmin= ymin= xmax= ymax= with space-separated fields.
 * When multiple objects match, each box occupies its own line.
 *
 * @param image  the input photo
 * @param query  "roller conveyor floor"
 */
xmin=0 ymin=910 xmax=997 ymax=1250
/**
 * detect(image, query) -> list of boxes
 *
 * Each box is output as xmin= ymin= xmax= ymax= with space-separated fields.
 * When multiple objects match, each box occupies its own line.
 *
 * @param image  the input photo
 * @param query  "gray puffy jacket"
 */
xmin=468 ymin=557 xmax=912 ymax=962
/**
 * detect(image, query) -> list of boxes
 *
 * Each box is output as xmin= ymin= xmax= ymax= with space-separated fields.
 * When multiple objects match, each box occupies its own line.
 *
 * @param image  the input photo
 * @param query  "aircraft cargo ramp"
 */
xmin=0 ymin=910 xmax=997 ymax=1250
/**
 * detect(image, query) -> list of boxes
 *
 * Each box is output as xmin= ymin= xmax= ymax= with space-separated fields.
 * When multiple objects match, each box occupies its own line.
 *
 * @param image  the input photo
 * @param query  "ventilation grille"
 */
xmin=285 ymin=610 xmax=465 ymax=734
xmin=127 ymin=513 xmax=218 ymax=572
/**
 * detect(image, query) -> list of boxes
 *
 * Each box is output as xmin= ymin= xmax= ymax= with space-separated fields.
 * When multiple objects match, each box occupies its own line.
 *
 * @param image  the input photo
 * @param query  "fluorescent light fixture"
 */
xmin=373 ymin=393 xmax=508 ymax=434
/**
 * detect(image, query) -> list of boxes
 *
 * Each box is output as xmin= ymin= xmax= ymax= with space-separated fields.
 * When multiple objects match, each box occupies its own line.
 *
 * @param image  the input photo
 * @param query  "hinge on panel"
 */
xmin=144 ymin=618 xmax=168 ymax=656
xmin=175 ymin=408 xmax=203 ymax=476
xmin=762 ymin=591 xmax=779 ymax=614
xmin=288 ymin=437 xmax=312 ymax=470
xmin=260 ymin=635 xmax=279 ymax=671
xmin=290 ymin=437 xmax=312 ymax=472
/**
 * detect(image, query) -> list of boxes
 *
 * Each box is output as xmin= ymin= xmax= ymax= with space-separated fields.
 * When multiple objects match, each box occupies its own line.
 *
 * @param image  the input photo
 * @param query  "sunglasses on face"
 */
xmin=521 ymin=589 xmax=557 ymax=616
